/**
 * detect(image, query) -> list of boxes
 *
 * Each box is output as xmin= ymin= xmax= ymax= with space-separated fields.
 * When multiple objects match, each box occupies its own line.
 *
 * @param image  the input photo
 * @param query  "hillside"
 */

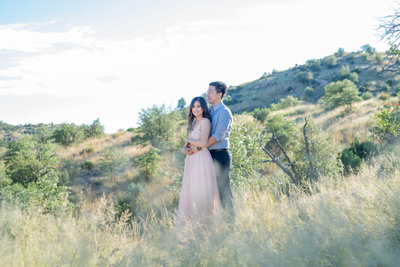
xmin=225 ymin=49 xmax=400 ymax=113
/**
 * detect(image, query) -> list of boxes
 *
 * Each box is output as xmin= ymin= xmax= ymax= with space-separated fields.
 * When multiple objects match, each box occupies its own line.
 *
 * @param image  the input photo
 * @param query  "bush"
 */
xmin=292 ymin=120 xmax=342 ymax=181
xmin=361 ymin=44 xmax=376 ymax=54
xmin=52 ymin=123 xmax=83 ymax=146
xmin=340 ymin=140 xmax=377 ymax=174
xmin=348 ymin=72 xmax=359 ymax=83
xmin=81 ymin=160 xmax=94 ymax=170
xmin=380 ymin=84 xmax=391 ymax=92
xmin=322 ymin=79 xmax=362 ymax=110
xmin=99 ymin=148 xmax=130 ymax=181
xmin=375 ymin=53 xmax=384 ymax=64
xmin=340 ymin=149 xmax=362 ymax=174
xmin=5 ymin=136 xmax=59 ymax=185
xmin=306 ymin=59 xmax=321 ymax=71
xmin=115 ymin=183 xmax=144 ymax=220
xmin=1 ymin=136 xmax=71 ymax=211
xmin=82 ymin=118 xmax=105 ymax=139
xmin=335 ymin=48 xmax=345 ymax=57
xmin=296 ymin=71 xmax=313 ymax=84
xmin=138 ymin=105 xmax=178 ymax=149
xmin=135 ymin=147 xmax=162 ymax=181
xmin=270 ymin=96 xmax=302 ymax=111
xmin=251 ymin=107 xmax=270 ymax=123
xmin=339 ymin=65 xmax=351 ymax=78
xmin=378 ymin=92 xmax=390 ymax=100
xmin=361 ymin=91 xmax=373 ymax=100
xmin=230 ymin=115 xmax=265 ymax=187
xmin=305 ymin=87 xmax=314 ymax=97
xmin=375 ymin=100 xmax=400 ymax=137
xmin=323 ymin=55 xmax=338 ymax=68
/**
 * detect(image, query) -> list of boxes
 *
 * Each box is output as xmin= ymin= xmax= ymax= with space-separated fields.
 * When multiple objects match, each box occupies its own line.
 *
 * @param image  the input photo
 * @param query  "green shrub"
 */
xmin=323 ymin=55 xmax=338 ymax=68
xmin=306 ymin=59 xmax=321 ymax=71
xmin=378 ymin=92 xmax=390 ymax=100
xmin=53 ymin=123 xmax=83 ymax=146
xmin=322 ymin=79 xmax=362 ymax=110
xmin=348 ymin=72 xmax=359 ymax=83
xmin=135 ymin=147 xmax=162 ymax=181
xmin=138 ymin=105 xmax=178 ymax=149
xmin=375 ymin=100 xmax=400 ymax=137
xmin=339 ymin=65 xmax=351 ymax=78
xmin=115 ymin=183 xmax=144 ymax=220
xmin=81 ymin=160 xmax=94 ymax=170
xmin=335 ymin=48 xmax=345 ymax=57
xmin=361 ymin=44 xmax=376 ymax=54
xmin=252 ymin=107 xmax=270 ymax=123
xmin=99 ymin=148 xmax=130 ymax=181
xmin=381 ymin=84 xmax=391 ymax=92
xmin=5 ymin=136 xmax=59 ymax=185
xmin=305 ymin=87 xmax=314 ymax=97
xmin=375 ymin=53 xmax=384 ymax=64
xmin=296 ymin=71 xmax=313 ymax=84
xmin=361 ymin=91 xmax=373 ymax=100
xmin=82 ymin=118 xmax=105 ymax=139
xmin=270 ymin=96 xmax=302 ymax=111
xmin=340 ymin=149 xmax=362 ymax=174
xmin=230 ymin=116 xmax=264 ymax=187
xmin=340 ymin=140 xmax=377 ymax=174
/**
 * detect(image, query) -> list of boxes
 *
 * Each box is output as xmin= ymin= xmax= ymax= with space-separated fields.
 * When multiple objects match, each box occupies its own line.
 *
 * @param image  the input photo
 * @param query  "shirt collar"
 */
xmin=211 ymin=101 xmax=223 ymax=112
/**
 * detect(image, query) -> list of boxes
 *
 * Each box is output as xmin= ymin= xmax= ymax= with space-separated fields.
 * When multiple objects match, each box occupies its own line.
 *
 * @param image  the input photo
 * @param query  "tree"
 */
xmin=83 ymin=118 xmax=105 ymax=139
xmin=361 ymin=44 xmax=376 ymax=54
xmin=52 ymin=123 xmax=83 ymax=146
xmin=176 ymin=97 xmax=186 ymax=110
xmin=335 ymin=48 xmax=345 ymax=57
xmin=322 ymin=79 xmax=362 ymax=110
xmin=5 ymin=136 xmax=59 ymax=185
xmin=138 ymin=105 xmax=177 ymax=148
xmin=378 ymin=6 xmax=400 ymax=50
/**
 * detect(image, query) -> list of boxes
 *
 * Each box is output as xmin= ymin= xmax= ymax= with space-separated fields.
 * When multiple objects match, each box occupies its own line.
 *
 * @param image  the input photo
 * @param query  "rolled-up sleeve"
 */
xmin=212 ymin=110 xmax=232 ymax=142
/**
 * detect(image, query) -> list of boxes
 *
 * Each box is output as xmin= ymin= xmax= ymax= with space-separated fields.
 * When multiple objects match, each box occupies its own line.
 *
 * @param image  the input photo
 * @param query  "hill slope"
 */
xmin=225 ymin=50 xmax=400 ymax=113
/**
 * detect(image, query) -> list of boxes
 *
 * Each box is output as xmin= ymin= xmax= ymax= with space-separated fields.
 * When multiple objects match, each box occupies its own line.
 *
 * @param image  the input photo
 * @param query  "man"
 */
xmin=191 ymin=81 xmax=235 ymax=222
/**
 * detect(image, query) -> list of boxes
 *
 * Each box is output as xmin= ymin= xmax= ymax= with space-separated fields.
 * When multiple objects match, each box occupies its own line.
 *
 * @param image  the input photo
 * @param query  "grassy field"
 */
xmin=1 ymin=145 xmax=399 ymax=266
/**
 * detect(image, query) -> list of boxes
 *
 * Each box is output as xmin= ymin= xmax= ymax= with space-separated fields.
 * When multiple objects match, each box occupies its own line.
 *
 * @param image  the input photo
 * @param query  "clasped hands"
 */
xmin=181 ymin=141 xmax=199 ymax=155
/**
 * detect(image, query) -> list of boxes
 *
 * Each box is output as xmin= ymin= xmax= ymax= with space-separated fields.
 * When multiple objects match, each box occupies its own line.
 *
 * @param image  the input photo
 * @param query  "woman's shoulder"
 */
xmin=200 ymin=117 xmax=211 ymax=124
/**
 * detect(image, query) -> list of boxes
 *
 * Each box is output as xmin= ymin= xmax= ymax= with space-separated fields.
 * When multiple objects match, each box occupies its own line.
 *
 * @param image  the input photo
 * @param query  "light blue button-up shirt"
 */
xmin=208 ymin=101 xmax=233 ymax=150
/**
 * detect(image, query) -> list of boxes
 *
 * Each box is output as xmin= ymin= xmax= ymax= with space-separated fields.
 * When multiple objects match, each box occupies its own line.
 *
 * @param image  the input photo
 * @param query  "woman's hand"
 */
xmin=181 ymin=147 xmax=191 ymax=155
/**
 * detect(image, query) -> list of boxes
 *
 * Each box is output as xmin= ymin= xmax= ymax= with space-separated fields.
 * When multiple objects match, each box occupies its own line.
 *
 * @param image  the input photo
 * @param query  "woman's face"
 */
xmin=191 ymin=101 xmax=203 ymax=118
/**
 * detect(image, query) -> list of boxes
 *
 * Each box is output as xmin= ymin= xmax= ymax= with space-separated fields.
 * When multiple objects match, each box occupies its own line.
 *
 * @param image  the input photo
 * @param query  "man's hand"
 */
xmin=188 ymin=144 xmax=199 ymax=155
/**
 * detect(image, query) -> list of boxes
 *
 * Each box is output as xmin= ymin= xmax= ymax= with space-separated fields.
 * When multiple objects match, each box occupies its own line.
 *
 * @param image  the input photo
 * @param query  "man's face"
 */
xmin=207 ymin=85 xmax=221 ymax=105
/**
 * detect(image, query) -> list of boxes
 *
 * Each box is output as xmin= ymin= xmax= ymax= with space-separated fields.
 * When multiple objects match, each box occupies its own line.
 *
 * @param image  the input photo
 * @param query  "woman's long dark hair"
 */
xmin=187 ymin=96 xmax=212 ymax=133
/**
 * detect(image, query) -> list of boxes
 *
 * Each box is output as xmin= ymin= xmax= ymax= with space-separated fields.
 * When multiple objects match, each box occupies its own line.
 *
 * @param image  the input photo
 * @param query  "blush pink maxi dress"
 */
xmin=175 ymin=118 xmax=222 ymax=232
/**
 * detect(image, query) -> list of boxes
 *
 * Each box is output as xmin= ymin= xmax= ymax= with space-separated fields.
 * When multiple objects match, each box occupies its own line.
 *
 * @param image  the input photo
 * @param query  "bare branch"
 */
xmin=303 ymin=118 xmax=318 ymax=182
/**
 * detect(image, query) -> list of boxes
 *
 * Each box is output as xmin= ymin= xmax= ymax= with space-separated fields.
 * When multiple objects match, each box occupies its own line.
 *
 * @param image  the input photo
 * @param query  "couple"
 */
xmin=175 ymin=81 xmax=235 ymax=232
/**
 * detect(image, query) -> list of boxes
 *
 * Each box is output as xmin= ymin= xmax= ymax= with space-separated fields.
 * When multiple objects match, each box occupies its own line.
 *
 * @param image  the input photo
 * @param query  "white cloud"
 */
xmin=0 ymin=0 xmax=394 ymax=132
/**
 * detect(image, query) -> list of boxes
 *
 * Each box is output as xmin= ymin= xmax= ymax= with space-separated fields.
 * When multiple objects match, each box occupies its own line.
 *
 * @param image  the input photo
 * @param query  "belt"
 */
xmin=209 ymin=148 xmax=228 ymax=152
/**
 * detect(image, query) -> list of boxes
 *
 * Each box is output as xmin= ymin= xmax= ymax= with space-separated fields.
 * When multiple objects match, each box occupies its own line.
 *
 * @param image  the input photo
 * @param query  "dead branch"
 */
xmin=303 ymin=118 xmax=318 ymax=182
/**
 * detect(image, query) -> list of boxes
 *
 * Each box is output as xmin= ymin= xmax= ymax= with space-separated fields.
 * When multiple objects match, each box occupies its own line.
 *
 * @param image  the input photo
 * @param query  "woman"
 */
xmin=175 ymin=96 xmax=222 ymax=233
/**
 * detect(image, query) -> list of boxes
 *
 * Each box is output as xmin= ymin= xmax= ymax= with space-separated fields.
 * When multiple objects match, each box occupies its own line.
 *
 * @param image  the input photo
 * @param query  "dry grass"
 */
xmin=1 ymin=148 xmax=400 ymax=266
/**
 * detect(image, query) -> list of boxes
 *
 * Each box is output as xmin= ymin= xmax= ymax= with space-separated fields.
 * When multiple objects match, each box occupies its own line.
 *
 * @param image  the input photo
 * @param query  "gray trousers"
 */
xmin=209 ymin=149 xmax=235 ymax=222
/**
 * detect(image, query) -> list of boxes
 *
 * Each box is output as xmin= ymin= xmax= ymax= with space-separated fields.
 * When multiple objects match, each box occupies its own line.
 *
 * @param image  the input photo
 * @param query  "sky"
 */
xmin=0 ymin=0 xmax=397 ymax=133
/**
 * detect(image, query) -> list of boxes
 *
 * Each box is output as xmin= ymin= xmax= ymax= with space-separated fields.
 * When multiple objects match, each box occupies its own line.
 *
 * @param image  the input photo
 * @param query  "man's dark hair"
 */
xmin=209 ymin=81 xmax=227 ymax=99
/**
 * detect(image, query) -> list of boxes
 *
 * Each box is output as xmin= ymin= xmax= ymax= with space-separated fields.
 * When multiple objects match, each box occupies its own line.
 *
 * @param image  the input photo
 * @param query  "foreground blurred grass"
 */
xmin=1 ymin=150 xmax=400 ymax=266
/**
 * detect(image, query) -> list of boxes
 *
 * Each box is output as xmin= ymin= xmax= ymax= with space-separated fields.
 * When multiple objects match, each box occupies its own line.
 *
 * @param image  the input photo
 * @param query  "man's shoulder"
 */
xmin=220 ymin=103 xmax=233 ymax=117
